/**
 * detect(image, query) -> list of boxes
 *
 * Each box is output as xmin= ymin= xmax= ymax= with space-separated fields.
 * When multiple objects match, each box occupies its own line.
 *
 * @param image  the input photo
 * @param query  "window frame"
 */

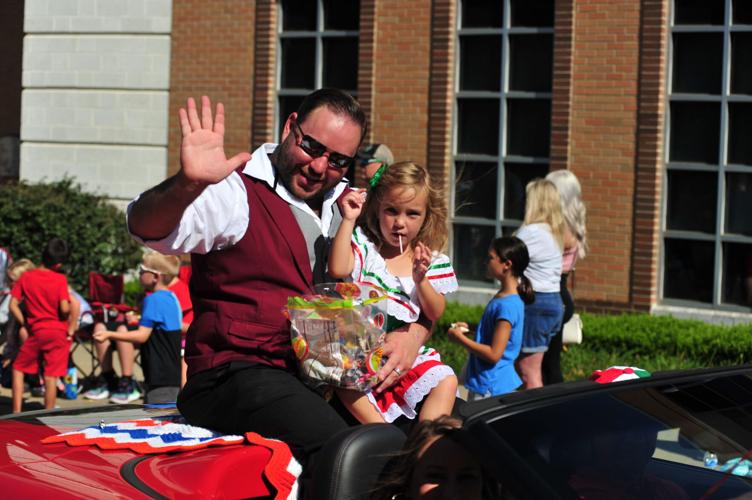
xmin=451 ymin=0 xmax=554 ymax=287
xmin=275 ymin=0 xmax=359 ymax=141
xmin=661 ymin=0 xmax=752 ymax=310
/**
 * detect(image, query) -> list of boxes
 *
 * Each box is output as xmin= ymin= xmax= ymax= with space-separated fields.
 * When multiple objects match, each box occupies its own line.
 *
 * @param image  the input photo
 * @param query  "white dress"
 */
xmin=350 ymin=227 xmax=459 ymax=422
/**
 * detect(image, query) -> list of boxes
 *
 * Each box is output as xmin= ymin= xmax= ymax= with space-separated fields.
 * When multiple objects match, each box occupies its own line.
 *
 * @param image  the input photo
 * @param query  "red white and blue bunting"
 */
xmin=42 ymin=417 xmax=301 ymax=500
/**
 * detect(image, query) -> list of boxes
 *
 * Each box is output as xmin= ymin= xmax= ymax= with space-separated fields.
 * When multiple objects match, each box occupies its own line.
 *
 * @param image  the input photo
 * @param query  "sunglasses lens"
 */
xmin=329 ymin=154 xmax=352 ymax=170
xmin=295 ymin=122 xmax=353 ymax=170
xmin=300 ymin=136 xmax=326 ymax=157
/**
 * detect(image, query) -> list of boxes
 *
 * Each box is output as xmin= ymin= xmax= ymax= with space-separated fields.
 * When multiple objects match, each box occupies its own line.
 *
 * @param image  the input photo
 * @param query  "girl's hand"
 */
xmin=412 ymin=242 xmax=432 ymax=283
xmin=338 ymin=189 xmax=366 ymax=222
xmin=93 ymin=330 xmax=109 ymax=343
xmin=447 ymin=322 xmax=470 ymax=343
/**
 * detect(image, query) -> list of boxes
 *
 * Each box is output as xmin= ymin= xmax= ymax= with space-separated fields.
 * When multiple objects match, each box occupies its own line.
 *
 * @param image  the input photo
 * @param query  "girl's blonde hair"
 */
xmin=359 ymin=161 xmax=448 ymax=251
xmin=523 ymin=179 xmax=566 ymax=249
xmin=546 ymin=169 xmax=588 ymax=259
xmin=7 ymin=258 xmax=35 ymax=282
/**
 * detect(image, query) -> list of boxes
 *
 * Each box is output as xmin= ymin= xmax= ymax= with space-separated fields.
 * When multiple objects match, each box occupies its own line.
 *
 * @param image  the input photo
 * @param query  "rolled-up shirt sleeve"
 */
xmin=126 ymin=171 xmax=249 ymax=255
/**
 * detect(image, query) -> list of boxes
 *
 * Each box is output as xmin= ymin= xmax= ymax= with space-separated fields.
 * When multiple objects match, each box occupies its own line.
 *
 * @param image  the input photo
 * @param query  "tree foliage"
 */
xmin=0 ymin=179 xmax=142 ymax=291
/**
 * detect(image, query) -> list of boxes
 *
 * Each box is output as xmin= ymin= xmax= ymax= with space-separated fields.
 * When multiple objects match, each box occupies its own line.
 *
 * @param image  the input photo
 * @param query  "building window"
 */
xmin=452 ymin=0 xmax=554 ymax=284
xmin=277 ymin=0 xmax=359 ymax=139
xmin=663 ymin=0 xmax=752 ymax=309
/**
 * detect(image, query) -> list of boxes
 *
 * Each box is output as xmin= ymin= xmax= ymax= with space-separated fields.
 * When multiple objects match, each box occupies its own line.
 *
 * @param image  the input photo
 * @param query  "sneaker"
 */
xmin=110 ymin=379 xmax=140 ymax=404
xmin=83 ymin=384 xmax=110 ymax=400
xmin=83 ymin=376 xmax=110 ymax=400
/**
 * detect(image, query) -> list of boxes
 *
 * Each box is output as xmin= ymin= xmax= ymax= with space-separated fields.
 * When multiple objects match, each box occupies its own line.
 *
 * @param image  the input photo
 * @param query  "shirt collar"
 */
xmin=242 ymin=143 xmax=348 ymax=233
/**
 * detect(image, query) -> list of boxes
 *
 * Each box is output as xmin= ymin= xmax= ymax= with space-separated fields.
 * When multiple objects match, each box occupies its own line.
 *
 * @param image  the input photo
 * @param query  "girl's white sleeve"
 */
xmin=426 ymin=253 xmax=459 ymax=295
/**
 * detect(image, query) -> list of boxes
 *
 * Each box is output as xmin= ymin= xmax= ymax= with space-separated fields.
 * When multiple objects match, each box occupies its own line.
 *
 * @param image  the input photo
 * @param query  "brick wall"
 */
xmin=371 ymin=0 xmax=432 ymax=169
xmin=569 ymin=0 xmax=643 ymax=309
xmin=251 ymin=0 xmax=275 ymax=148
xmin=550 ymin=0 xmax=575 ymax=172
xmin=630 ymin=0 xmax=668 ymax=310
xmin=426 ymin=0 xmax=455 ymax=202
xmin=168 ymin=0 xmax=256 ymax=177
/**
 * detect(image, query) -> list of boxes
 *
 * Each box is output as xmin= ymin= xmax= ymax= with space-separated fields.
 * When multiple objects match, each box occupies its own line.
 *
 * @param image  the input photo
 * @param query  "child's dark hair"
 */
xmin=491 ymin=236 xmax=534 ymax=304
xmin=42 ymin=237 xmax=69 ymax=268
xmin=371 ymin=416 xmax=502 ymax=499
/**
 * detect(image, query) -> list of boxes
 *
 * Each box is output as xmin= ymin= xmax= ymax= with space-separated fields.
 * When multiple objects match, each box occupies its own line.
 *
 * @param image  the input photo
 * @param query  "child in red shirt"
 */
xmin=9 ymin=238 xmax=71 ymax=413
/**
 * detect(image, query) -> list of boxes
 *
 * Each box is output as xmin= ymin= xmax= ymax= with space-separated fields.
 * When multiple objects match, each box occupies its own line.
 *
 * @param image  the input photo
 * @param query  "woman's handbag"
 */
xmin=562 ymin=270 xmax=582 ymax=344
xmin=562 ymin=313 xmax=583 ymax=344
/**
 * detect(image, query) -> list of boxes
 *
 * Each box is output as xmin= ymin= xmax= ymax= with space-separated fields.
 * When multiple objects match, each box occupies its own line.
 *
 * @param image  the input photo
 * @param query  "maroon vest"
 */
xmin=186 ymin=171 xmax=314 ymax=376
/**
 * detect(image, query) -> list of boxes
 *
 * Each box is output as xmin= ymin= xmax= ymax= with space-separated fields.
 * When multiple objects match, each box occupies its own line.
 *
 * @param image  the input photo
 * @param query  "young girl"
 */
xmin=515 ymin=179 xmax=566 ymax=389
xmin=328 ymin=161 xmax=458 ymax=423
xmin=447 ymin=236 xmax=534 ymax=399
xmin=371 ymin=415 xmax=500 ymax=500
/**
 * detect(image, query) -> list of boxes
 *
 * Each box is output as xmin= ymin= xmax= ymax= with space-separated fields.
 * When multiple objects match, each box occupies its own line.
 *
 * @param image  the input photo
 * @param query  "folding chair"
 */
xmin=70 ymin=272 xmax=136 ymax=384
xmin=70 ymin=309 xmax=96 ymax=381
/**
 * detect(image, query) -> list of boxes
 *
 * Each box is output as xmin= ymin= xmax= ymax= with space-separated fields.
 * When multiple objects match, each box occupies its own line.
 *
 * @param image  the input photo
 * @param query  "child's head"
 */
xmin=373 ymin=416 xmax=497 ymax=500
xmin=41 ymin=237 xmax=69 ymax=269
xmin=140 ymin=252 xmax=180 ymax=289
xmin=359 ymin=161 xmax=447 ymax=252
xmin=489 ymin=236 xmax=534 ymax=304
xmin=7 ymin=258 xmax=35 ymax=284
xmin=523 ymin=178 xmax=566 ymax=249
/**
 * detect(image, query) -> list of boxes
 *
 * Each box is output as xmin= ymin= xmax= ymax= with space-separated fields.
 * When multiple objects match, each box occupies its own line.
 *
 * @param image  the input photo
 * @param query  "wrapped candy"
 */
xmin=284 ymin=282 xmax=388 ymax=391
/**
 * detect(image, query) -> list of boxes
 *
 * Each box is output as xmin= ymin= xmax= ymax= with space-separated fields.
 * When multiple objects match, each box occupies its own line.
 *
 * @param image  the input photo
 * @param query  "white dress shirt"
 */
xmin=127 ymin=143 xmax=349 ymax=255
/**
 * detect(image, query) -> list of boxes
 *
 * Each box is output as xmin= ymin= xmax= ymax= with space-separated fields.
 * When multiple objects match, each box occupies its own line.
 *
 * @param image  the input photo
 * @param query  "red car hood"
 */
xmin=0 ymin=405 xmax=274 ymax=498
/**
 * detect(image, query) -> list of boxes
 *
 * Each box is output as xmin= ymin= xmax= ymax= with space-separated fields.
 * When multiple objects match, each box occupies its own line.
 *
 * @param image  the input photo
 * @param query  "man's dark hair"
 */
xmin=296 ymin=88 xmax=368 ymax=144
xmin=42 ymin=237 xmax=69 ymax=268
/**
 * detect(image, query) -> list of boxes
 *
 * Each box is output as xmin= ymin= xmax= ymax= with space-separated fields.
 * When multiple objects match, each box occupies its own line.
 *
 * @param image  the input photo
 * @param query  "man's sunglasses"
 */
xmin=292 ymin=120 xmax=355 ymax=171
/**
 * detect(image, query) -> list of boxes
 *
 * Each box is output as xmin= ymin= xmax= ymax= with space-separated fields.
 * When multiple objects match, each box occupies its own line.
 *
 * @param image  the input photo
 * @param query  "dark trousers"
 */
xmin=542 ymin=274 xmax=575 ymax=385
xmin=177 ymin=361 xmax=349 ymax=495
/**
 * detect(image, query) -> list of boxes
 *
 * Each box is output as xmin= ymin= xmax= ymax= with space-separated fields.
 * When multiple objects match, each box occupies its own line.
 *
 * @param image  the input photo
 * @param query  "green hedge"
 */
xmin=430 ymin=302 xmax=752 ymax=380
xmin=573 ymin=313 xmax=752 ymax=364
xmin=0 ymin=179 xmax=143 ymax=291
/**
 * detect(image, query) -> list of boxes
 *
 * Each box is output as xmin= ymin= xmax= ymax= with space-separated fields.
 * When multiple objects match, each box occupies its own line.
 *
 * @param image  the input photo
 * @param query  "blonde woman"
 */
xmin=514 ymin=179 xmax=566 ymax=389
xmin=542 ymin=170 xmax=588 ymax=384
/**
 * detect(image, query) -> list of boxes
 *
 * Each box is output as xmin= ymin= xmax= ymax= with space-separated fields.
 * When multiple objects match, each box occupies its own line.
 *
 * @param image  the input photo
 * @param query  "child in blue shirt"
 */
xmin=94 ymin=252 xmax=182 ymax=404
xmin=447 ymin=236 xmax=534 ymax=399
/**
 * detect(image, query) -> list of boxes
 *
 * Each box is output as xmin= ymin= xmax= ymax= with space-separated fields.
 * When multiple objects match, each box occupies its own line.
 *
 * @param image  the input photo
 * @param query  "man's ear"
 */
xmin=281 ymin=112 xmax=298 ymax=143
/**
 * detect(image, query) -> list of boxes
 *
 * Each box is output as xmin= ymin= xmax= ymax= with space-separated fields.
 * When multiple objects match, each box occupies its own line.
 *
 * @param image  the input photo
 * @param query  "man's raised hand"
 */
xmin=178 ymin=96 xmax=251 ymax=187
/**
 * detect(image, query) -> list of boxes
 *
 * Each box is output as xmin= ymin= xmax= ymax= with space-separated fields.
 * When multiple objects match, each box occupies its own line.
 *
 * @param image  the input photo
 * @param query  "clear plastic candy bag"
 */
xmin=284 ymin=282 xmax=388 ymax=391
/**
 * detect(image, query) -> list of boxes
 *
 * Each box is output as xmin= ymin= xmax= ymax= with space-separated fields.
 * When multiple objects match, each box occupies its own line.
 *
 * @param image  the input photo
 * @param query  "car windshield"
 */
xmin=481 ymin=372 xmax=752 ymax=499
